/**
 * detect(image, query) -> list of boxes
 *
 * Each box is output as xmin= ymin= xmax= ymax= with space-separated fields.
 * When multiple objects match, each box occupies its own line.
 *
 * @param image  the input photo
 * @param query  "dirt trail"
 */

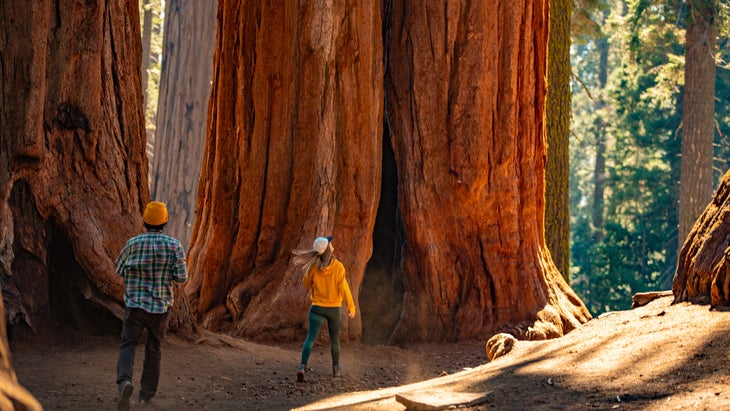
xmin=10 ymin=297 xmax=730 ymax=410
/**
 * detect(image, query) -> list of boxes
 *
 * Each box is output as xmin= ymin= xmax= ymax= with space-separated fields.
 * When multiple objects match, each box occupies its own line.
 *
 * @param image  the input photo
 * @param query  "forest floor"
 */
xmin=9 ymin=296 xmax=730 ymax=411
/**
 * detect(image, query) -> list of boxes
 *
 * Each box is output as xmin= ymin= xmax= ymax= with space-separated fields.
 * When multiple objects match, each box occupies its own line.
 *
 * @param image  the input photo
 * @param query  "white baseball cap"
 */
xmin=312 ymin=236 xmax=333 ymax=254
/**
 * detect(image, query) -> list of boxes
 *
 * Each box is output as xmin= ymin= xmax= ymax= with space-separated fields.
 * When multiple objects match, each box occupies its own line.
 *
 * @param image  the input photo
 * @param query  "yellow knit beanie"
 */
xmin=143 ymin=201 xmax=168 ymax=225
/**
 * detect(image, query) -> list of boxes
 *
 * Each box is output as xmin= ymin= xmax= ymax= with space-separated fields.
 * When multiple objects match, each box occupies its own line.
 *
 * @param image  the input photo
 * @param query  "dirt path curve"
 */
xmin=297 ymin=297 xmax=730 ymax=411
xmin=10 ymin=297 xmax=730 ymax=410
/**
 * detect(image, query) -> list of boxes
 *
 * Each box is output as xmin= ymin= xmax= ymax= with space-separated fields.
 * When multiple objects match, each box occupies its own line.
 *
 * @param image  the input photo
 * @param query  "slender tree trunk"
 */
xmin=679 ymin=0 xmax=717 ymax=245
xmin=151 ymin=0 xmax=217 ymax=248
xmin=140 ymin=0 xmax=153 ymax=108
xmin=0 ymin=0 xmax=148 ymax=336
xmin=545 ymin=0 xmax=573 ymax=281
xmin=592 ymin=16 xmax=609 ymax=242
xmin=384 ymin=0 xmax=590 ymax=342
xmin=673 ymin=169 xmax=730 ymax=307
xmin=185 ymin=1 xmax=384 ymax=342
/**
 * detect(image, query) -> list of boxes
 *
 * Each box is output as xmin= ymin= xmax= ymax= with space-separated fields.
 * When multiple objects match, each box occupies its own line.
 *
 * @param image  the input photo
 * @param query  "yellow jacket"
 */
xmin=302 ymin=259 xmax=356 ymax=315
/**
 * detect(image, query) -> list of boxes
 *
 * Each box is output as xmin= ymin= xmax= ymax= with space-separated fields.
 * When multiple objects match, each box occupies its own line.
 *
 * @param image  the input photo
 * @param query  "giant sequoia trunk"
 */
xmin=0 ymin=1 xmax=148 ymax=336
xmin=185 ymin=1 xmax=384 ymax=341
xmin=151 ymin=0 xmax=217 ymax=248
xmin=384 ymin=1 xmax=590 ymax=341
xmin=673 ymin=169 xmax=730 ymax=307
xmin=187 ymin=0 xmax=590 ymax=343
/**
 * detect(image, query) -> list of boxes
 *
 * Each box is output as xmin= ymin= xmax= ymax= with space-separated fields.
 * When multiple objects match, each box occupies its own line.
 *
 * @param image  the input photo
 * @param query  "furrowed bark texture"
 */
xmin=545 ymin=0 xmax=572 ymax=281
xmin=0 ymin=1 xmax=148 ymax=335
xmin=673 ymin=169 xmax=730 ymax=308
xmin=151 ymin=0 xmax=217 ymax=248
xmin=384 ymin=0 xmax=590 ymax=342
xmin=185 ymin=1 xmax=383 ymax=341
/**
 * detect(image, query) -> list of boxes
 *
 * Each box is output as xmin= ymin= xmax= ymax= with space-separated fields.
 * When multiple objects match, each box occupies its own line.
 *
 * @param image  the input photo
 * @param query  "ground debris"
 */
xmin=395 ymin=390 xmax=490 ymax=410
xmin=631 ymin=290 xmax=673 ymax=308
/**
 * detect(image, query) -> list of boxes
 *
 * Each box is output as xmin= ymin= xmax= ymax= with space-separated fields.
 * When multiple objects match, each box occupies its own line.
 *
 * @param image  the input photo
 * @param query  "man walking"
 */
xmin=115 ymin=201 xmax=188 ymax=410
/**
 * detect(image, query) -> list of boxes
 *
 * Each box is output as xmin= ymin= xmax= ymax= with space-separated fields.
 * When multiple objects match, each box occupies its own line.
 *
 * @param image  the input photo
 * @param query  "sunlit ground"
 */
xmin=294 ymin=298 xmax=730 ymax=411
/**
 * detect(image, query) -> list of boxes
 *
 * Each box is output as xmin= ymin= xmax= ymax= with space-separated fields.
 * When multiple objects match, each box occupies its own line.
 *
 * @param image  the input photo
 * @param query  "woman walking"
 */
xmin=293 ymin=236 xmax=356 ymax=382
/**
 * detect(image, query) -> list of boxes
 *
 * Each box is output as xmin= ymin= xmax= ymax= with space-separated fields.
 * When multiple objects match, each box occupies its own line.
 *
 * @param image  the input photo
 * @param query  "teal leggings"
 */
xmin=300 ymin=305 xmax=342 ymax=366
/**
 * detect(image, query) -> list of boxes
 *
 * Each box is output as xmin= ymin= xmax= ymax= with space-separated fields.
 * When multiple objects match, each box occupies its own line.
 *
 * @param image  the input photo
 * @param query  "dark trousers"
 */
xmin=116 ymin=307 xmax=170 ymax=401
xmin=300 ymin=305 xmax=342 ymax=366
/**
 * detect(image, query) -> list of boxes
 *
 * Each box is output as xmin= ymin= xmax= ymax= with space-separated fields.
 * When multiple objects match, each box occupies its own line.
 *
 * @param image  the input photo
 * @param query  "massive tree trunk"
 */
xmin=185 ymin=1 xmax=384 ymax=342
xmin=545 ymin=0 xmax=573 ymax=281
xmin=179 ymin=0 xmax=592 ymax=344
xmin=673 ymin=169 xmax=730 ymax=307
xmin=679 ymin=0 xmax=717 ymax=245
xmin=151 ymin=0 xmax=217 ymax=248
xmin=384 ymin=0 xmax=591 ymax=342
xmin=0 ymin=1 xmax=148 ymax=336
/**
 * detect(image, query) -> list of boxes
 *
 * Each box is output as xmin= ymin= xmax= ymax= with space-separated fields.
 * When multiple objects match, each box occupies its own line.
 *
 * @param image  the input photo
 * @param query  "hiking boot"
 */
xmin=117 ymin=380 xmax=134 ymax=411
xmin=332 ymin=364 xmax=342 ymax=377
xmin=296 ymin=364 xmax=306 ymax=383
xmin=138 ymin=395 xmax=152 ymax=407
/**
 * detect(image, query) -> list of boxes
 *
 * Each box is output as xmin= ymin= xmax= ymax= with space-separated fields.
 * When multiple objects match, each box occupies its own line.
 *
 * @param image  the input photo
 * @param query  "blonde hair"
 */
xmin=292 ymin=244 xmax=333 ymax=273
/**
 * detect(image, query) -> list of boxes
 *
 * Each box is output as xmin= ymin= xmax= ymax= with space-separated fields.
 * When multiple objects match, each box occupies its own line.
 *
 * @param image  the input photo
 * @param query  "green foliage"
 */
xmin=570 ymin=0 xmax=686 ymax=315
xmin=570 ymin=0 xmax=730 ymax=315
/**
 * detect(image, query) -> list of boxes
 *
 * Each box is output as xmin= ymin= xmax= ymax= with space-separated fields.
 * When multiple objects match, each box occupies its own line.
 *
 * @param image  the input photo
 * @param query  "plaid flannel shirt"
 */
xmin=116 ymin=230 xmax=188 ymax=314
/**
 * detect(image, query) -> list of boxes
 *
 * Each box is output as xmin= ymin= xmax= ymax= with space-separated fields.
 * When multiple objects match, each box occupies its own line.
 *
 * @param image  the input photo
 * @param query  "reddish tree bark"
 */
xmin=186 ymin=0 xmax=591 ymax=343
xmin=185 ymin=1 xmax=384 ymax=341
xmin=0 ymin=1 xmax=148 ymax=335
xmin=673 ymin=169 xmax=730 ymax=307
xmin=384 ymin=0 xmax=590 ymax=342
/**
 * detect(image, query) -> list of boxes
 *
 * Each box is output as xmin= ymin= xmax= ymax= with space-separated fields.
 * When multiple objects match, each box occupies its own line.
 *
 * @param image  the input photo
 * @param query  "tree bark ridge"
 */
xmin=674 ymin=169 xmax=730 ymax=307
xmin=185 ymin=1 xmax=383 ymax=342
xmin=1 ymin=0 xmax=148 ymax=334
xmin=385 ymin=0 xmax=590 ymax=342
